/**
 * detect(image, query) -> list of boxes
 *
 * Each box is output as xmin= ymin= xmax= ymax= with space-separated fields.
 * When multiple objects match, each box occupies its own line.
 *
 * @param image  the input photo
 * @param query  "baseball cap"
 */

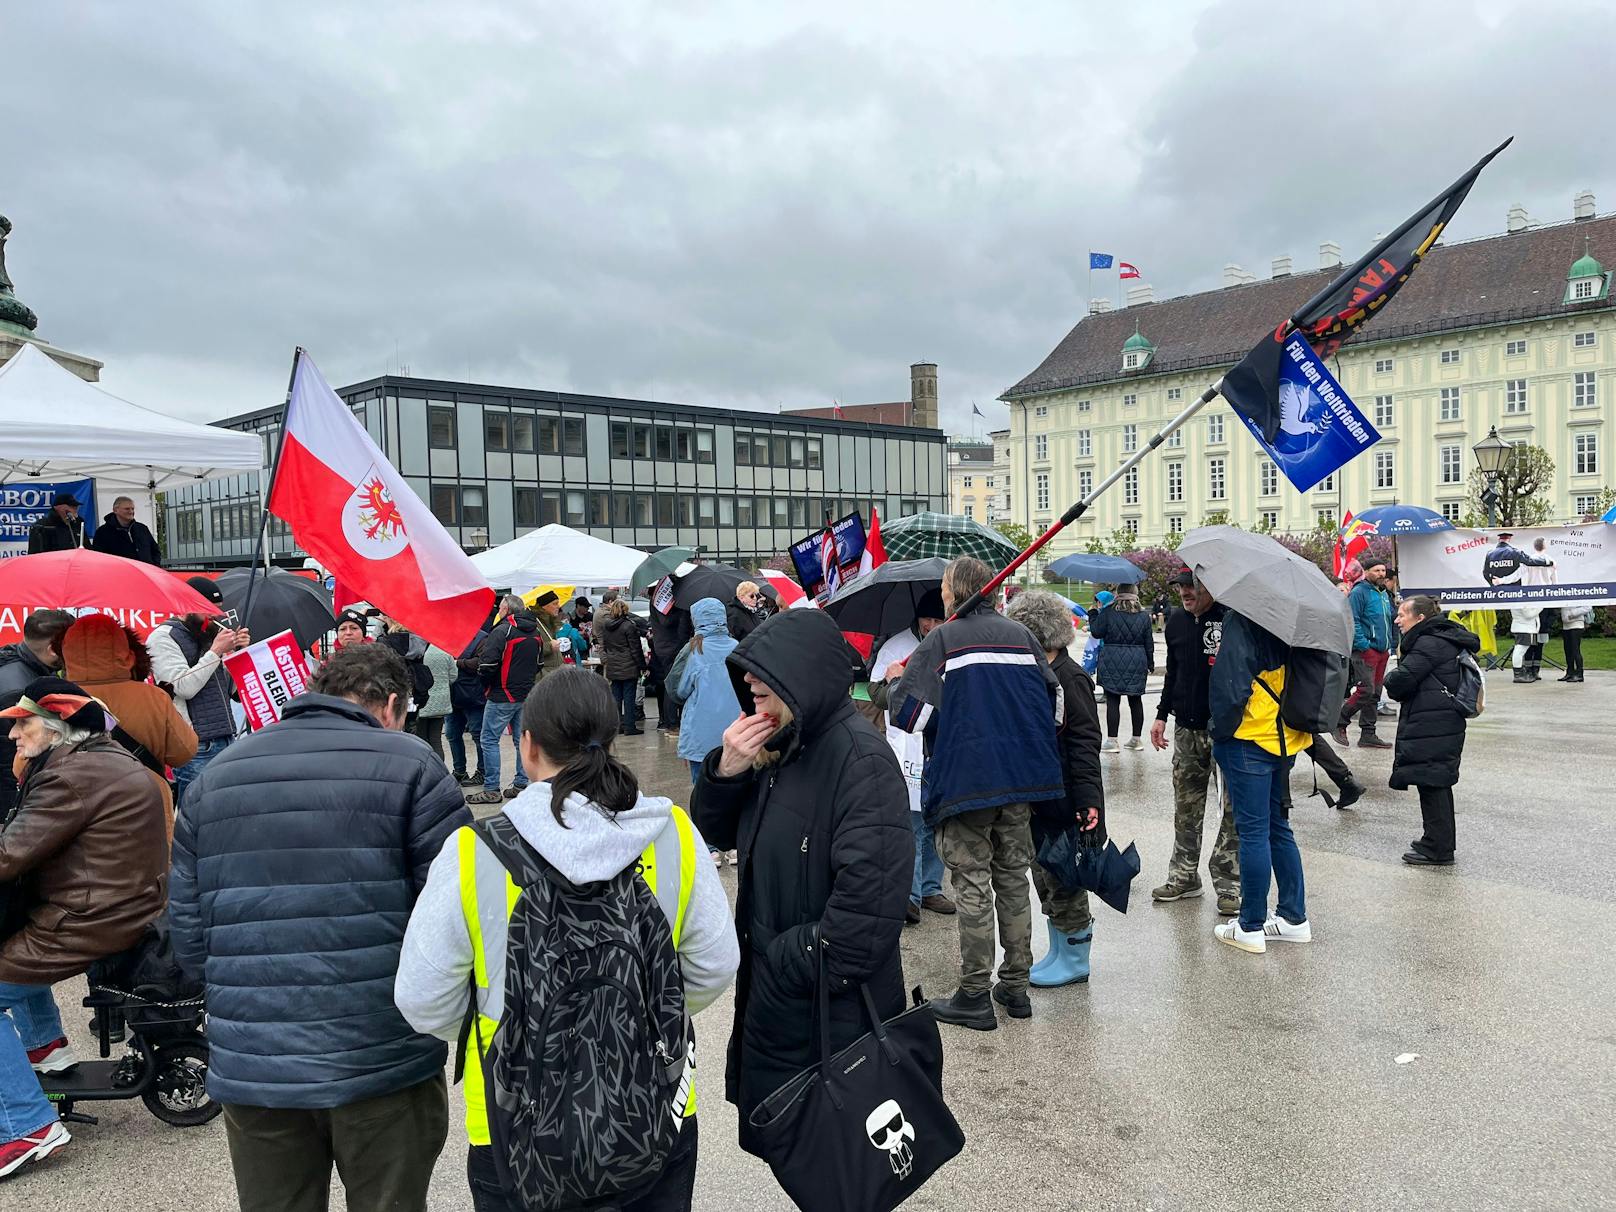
xmin=185 ymin=576 xmax=225 ymax=605
xmin=1168 ymin=568 xmax=1195 ymax=587
xmin=0 ymin=676 xmax=109 ymax=732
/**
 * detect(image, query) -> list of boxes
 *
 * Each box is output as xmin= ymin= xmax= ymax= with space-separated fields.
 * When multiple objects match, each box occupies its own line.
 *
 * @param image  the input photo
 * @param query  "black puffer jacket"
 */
xmin=0 ymin=643 xmax=55 ymax=816
xmin=1048 ymin=650 xmax=1106 ymax=835
xmin=725 ymin=599 xmax=761 ymax=643
xmin=693 ymin=610 xmax=912 ymax=1157
xmin=168 ymin=694 xmax=471 ymax=1108
xmin=597 ymin=610 xmax=647 ymax=682
xmin=1383 ymin=616 xmax=1481 ymax=790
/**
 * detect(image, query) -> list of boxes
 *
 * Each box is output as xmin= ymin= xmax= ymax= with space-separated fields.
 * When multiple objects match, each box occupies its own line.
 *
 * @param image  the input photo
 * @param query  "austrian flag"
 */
xmin=267 ymin=352 xmax=493 ymax=651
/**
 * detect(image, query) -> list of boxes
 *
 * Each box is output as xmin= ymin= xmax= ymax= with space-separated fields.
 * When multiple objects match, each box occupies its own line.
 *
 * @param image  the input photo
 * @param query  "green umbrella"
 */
xmin=879 ymin=512 xmax=1020 ymax=565
xmin=630 ymin=546 xmax=695 ymax=597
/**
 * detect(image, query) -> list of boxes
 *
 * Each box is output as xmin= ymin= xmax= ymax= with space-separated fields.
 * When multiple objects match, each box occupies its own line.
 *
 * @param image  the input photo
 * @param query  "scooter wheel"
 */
xmin=142 ymin=1040 xmax=220 ymax=1127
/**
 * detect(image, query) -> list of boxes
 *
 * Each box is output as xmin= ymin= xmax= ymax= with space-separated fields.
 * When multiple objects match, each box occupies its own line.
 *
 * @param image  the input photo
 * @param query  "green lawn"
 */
xmin=1540 ymin=634 xmax=1616 ymax=671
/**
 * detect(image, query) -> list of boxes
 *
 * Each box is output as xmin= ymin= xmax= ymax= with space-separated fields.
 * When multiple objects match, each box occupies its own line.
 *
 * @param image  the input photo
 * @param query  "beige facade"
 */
xmin=948 ymin=431 xmax=1009 ymax=524
xmin=1001 ymin=208 xmax=1616 ymax=554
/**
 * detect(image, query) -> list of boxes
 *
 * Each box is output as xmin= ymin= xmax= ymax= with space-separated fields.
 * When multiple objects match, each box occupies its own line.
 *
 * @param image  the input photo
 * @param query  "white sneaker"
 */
xmin=1124 ymin=738 xmax=1144 ymax=751
xmin=709 ymin=849 xmax=725 ymax=868
xmin=1101 ymin=739 xmax=1121 ymax=753
xmin=1263 ymin=916 xmax=1313 ymax=943
xmin=1214 ymin=921 xmax=1267 ymax=954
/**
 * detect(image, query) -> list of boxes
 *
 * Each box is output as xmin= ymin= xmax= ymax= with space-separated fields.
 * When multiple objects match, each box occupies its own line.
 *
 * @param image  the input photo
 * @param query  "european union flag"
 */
xmin=1089 ymin=252 xmax=1113 ymax=269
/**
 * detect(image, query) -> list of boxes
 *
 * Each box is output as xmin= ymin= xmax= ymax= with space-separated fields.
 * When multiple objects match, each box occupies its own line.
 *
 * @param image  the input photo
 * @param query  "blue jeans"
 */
xmin=611 ymin=679 xmax=638 ymax=733
xmin=174 ymin=736 xmax=231 ymax=810
xmin=911 ymin=811 xmax=944 ymax=903
xmin=1213 ymin=738 xmax=1306 ymax=933
xmin=448 ymin=701 xmax=485 ymax=776
xmin=480 ymin=701 xmax=528 ymax=794
xmin=0 ymin=981 xmax=62 ymax=1142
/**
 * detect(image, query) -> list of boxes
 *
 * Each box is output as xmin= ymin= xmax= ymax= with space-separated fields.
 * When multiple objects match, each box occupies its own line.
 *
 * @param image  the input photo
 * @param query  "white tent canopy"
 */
xmin=0 ymin=343 xmax=264 ymax=498
xmin=470 ymin=524 xmax=648 ymax=594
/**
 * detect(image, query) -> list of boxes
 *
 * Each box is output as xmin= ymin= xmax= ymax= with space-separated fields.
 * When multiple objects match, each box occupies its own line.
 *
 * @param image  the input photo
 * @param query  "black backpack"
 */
xmin=1441 ymin=650 xmax=1486 ymax=719
xmin=467 ymin=814 xmax=691 ymax=1211
xmin=409 ymin=657 xmax=435 ymax=702
xmin=1255 ymin=648 xmax=1349 ymax=754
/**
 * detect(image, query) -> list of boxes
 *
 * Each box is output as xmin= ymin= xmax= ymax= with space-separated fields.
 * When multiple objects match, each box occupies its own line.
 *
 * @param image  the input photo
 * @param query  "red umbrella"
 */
xmin=0 ymin=549 xmax=222 ymax=618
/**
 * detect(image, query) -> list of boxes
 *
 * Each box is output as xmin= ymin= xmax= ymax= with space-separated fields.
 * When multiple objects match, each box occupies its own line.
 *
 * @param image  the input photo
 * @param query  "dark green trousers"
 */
xmin=223 ymin=1072 xmax=449 ymax=1212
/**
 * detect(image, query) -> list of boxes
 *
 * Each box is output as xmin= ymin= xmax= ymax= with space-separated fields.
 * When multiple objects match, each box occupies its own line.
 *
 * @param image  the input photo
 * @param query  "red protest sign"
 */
xmin=223 ymin=629 xmax=312 ymax=731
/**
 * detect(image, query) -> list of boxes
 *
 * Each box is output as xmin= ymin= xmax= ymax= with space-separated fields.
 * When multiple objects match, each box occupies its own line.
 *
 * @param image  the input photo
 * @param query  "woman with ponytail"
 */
xmin=395 ymin=667 xmax=739 ymax=1211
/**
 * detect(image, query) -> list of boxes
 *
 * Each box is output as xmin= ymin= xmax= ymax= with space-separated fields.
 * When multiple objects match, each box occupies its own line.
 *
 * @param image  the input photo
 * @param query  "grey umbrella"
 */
xmin=1177 ymin=526 xmax=1353 ymax=655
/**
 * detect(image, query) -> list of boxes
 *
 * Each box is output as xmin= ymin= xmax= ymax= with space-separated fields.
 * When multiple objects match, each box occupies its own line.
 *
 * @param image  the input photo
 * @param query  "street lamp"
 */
xmin=467 ymin=527 xmax=490 ymax=553
xmin=1471 ymin=426 xmax=1512 ymax=527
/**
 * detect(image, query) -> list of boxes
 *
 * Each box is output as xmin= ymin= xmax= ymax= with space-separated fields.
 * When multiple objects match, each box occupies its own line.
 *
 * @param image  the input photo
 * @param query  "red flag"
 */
xmin=1118 ymin=261 xmax=1141 ymax=279
xmin=331 ymin=579 xmax=361 ymax=616
xmin=858 ymin=507 xmax=888 ymax=577
xmin=758 ymin=569 xmax=812 ymax=610
xmin=1333 ymin=511 xmax=1373 ymax=578
xmin=267 ymin=352 xmax=493 ymax=652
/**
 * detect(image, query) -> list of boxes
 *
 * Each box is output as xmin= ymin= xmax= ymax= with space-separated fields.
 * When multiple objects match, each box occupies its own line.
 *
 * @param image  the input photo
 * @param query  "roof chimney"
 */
xmin=1575 ymin=189 xmax=1596 ymax=221
xmin=1224 ymin=263 xmax=1245 ymax=288
xmin=1089 ymin=298 xmax=1112 ymax=315
xmin=1124 ymin=282 xmax=1155 ymax=307
xmin=1271 ymin=255 xmax=1292 ymax=279
xmin=1319 ymin=241 xmax=1342 ymax=269
xmin=1507 ymin=204 xmax=1529 ymax=233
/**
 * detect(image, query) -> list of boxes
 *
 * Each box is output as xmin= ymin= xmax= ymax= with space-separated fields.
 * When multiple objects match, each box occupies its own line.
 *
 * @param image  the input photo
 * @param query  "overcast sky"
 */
xmin=6 ymin=1 xmax=1613 ymax=434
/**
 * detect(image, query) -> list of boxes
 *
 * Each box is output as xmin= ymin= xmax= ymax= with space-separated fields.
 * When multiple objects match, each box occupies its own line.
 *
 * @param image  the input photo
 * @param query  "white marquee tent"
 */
xmin=470 ymin=524 xmax=648 ymax=594
xmin=0 ymin=343 xmax=264 ymax=500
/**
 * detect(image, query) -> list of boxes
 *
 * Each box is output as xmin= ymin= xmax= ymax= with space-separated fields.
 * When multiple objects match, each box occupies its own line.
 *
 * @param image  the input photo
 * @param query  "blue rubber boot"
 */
xmin=1028 ymin=926 xmax=1092 ymax=988
xmin=1027 ymin=919 xmax=1062 ymax=984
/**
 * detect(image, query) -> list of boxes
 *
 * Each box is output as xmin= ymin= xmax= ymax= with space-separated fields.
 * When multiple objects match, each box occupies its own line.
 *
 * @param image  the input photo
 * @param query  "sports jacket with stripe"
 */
xmin=889 ymin=600 xmax=1065 ymax=825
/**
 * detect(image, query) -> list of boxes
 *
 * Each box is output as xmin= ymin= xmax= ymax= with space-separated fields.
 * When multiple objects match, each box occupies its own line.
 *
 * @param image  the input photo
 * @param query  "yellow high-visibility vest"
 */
xmin=456 ymin=806 xmax=699 ymax=1145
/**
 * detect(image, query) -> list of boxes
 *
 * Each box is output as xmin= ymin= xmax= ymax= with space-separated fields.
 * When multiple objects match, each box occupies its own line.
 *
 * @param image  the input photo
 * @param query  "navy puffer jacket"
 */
xmin=168 ymin=694 xmax=471 ymax=1108
xmin=1091 ymin=604 xmax=1154 ymax=695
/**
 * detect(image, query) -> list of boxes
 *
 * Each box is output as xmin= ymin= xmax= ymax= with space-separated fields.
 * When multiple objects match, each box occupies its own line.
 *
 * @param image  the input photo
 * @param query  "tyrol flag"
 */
xmin=1221 ymin=138 xmax=1512 ymax=445
xmin=267 ymin=351 xmax=494 ymax=652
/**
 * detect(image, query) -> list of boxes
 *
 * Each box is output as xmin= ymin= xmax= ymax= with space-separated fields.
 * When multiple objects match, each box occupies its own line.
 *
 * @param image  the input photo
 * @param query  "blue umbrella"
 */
xmin=1047 ymin=553 xmax=1146 ymax=584
xmin=1349 ymin=505 xmax=1454 ymax=534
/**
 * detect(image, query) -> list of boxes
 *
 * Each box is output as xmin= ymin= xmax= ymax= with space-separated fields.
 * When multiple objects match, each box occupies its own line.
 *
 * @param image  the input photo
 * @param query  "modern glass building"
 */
xmin=162 ymin=373 xmax=947 ymax=570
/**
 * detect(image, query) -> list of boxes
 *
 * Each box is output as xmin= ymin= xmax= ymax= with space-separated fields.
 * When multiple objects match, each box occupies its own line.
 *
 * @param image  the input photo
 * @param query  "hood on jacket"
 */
xmin=1400 ymin=616 xmax=1483 ymax=656
xmin=691 ymin=597 xmax=727 ymax=636
xmin=60 ymin=613 xmax=143 ymax=685
xmin=726 ymin=610 xmax=861 ymax=761
xmin=506 ymin=609 xmax=539 ymax=635
xmin=501 ymin=782 xmax=675 ymax=884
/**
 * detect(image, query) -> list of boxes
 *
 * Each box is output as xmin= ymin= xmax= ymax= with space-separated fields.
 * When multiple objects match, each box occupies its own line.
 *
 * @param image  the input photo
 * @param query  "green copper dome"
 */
xmin=1122 ymin=327 xmax=1155 ymax=352
xmin=1568 ymin=250 xmax=1605 ymax=280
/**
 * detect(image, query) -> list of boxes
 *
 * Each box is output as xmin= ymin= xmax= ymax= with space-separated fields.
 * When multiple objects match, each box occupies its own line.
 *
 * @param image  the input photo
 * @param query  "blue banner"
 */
xmin=789 ymin=512 xmax=868 ymax=598
xmin=0 ymin=478 xmax=97 ymax=558
xmin=1239 ymin=331 xmax=1380 ymax=493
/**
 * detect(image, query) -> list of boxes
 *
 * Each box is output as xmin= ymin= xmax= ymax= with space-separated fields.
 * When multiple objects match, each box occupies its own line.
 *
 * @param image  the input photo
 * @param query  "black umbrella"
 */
xmin=1035 ymin=826 xmax=1141 ymax=914
xmin=670 ymin=562 xmax=749 ymax=610
xmin=215 ymin=567 xmax=336 ymax=650
xmin=821 ymin=557 xmax=948 ymax=637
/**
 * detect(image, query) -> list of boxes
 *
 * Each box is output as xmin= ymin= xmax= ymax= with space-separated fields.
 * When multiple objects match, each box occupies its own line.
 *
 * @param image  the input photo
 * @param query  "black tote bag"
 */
xmin=747 ymin=956 xmax=964 ymax=1212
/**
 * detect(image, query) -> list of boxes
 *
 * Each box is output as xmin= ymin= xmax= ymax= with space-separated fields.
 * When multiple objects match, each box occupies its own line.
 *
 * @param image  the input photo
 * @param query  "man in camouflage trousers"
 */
xmin=891 ymin=558 xmax=1065 ymax=1031
xmin=1149 ymin=569 xmax=1240 ymax=915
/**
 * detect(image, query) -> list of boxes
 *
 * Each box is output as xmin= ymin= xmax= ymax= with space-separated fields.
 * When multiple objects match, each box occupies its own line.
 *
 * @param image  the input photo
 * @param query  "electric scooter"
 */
xmin=39 ymin=981 xmax=219 ymax=1128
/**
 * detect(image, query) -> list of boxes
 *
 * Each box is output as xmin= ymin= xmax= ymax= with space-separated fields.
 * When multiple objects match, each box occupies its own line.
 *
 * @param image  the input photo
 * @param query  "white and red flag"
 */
xmin=267 ymin=351 xmax=493 ymax=652
xmin=819 ymin=527 xmax=842 ymax=597
xmin=758 ymin=568 xmax=813 ymax=610
xmin=1118 ymin=261 xmax=1141 ymax=280
xmin=858 ymin=506 xmax=888 ymax=577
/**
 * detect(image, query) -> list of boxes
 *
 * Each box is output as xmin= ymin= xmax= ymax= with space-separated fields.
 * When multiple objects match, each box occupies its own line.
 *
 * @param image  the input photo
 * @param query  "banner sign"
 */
xmin=223 ymin=628 xmax=313 ymax=731
xmin=1239 ymin=333 xmax=1381 ymax=493
xmin=885 ymin=723 xmax=924 ymax=814
xmin=1399 ymin=525 xmax=1616 ymax=608
xmin=789 ymin=512 xmax=868 ymax=598
xmin=0 ymin=478 xmax=97 ymax=558
xmin=652 ymin=576 xmax=675 ymax=615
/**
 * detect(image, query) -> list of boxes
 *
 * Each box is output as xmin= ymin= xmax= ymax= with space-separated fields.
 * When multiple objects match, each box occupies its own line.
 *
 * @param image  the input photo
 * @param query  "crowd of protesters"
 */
xmin=0 ymin=542 xmax=1519 ymax=1203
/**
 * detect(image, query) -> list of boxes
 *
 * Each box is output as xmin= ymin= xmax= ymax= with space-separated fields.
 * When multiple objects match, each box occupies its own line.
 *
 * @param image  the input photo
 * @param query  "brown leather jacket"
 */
xmin=0 ymin=734 xmax=169 ymax=984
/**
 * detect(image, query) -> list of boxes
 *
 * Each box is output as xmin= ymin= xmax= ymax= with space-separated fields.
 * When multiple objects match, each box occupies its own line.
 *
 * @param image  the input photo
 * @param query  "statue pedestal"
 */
xmin=0 ymin=324 xmax=104 ymax=382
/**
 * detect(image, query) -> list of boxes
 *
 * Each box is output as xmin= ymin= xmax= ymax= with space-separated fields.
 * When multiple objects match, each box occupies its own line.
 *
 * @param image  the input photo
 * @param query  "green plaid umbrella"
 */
xmin=879 ymin=512 xmax=1020 ymax=565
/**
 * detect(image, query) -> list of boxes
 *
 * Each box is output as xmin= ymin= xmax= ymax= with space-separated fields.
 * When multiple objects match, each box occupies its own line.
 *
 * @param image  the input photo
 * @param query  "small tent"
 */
xmin=0 ymin=343 xmax=263 ymax=500
xmin=470 ymin=524 xmax=647 ymax=595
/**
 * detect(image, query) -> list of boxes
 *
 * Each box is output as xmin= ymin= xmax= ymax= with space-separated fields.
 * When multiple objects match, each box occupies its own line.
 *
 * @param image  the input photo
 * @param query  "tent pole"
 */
xmin=241 ymin=348 xmax=302 ymax=630
xmin=954 ymin=380 xmax=1225 ymax=617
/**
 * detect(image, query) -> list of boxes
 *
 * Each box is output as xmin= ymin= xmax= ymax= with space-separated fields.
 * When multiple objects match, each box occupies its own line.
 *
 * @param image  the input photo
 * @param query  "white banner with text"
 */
xmin=1399 ymin=524 xmax=1616 ymax=609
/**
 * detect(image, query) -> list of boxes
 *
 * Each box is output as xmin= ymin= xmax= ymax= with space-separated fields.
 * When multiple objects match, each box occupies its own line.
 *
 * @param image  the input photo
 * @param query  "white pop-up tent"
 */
xmin=0 ymin=343 xmax=264 ymax=499
xmin=470 ymin=524 xmax=648 ymax=595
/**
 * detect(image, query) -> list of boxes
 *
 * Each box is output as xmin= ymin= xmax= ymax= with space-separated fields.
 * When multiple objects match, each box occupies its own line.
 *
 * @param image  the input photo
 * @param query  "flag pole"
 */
xmin=955 ymin=380 xmax=1224 ymax=616
xmin=241 ymin=347 xmax=303 ymax=630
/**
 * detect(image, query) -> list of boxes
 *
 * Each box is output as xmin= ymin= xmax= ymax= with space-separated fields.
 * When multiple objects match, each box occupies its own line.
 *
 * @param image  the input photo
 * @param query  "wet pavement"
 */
xmin=23 ymin=669 xmax=1616 ymax=1211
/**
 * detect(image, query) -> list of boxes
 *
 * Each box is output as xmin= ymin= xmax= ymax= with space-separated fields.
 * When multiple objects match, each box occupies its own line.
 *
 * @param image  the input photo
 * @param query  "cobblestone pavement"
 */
xmin=22 ymin=669 xmax=1616 ymax=1211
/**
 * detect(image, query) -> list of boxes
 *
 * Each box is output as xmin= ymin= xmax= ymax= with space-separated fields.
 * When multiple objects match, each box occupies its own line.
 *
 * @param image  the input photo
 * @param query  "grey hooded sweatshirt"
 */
xmin=395 ymin=781 xmax=740 ymax=1041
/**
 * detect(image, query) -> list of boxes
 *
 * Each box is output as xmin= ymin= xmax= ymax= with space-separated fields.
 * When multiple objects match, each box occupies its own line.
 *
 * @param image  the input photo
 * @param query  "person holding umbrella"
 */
xmin=148 ymin=577 xmax=249 ymax=808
